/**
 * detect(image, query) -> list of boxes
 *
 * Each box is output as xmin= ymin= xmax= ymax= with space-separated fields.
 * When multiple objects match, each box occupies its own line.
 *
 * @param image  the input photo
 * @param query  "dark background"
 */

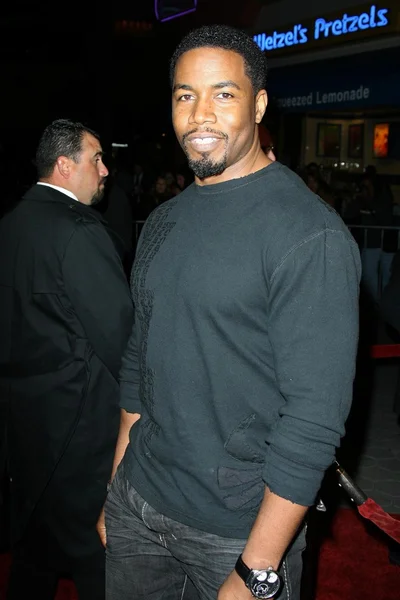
xmin=0 ymin=0 xmax=270 ymax=163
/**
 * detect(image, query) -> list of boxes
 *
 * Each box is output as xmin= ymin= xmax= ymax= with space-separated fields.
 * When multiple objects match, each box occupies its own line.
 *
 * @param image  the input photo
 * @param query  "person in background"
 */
xmin=357 ymin=166 xmax=395 ymax=304
xmin=164 ymin=170 xmax=176 ymax=191
xmin=102 ymin=25 xmax=361 ymax=600
xmin=130 ymin=162 xmax=152 ymax=204
xmin=0 ymin=119 xmax=134 ymax=600
xmin=258 ymin=123 xmax=275 ymax=161
xmin=97 ymin=160 xmax=134 ymax=277
xmin=150 ymin=175 xmax=174 ymax=206
xmin=303 ymin=163 xmax=336 ymax=210
xmin=170 ymin=171 xmax=190 ymax=196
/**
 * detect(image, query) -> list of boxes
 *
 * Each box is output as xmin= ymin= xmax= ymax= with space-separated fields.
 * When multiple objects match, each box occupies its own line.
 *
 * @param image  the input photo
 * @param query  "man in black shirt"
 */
xmin=102 ymin=26 xmax=361 ymax=600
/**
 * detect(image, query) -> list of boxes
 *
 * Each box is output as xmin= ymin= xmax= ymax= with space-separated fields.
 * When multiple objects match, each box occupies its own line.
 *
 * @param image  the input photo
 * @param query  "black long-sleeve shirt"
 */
xmin=120 ymin=162 xmax=361 ymax=537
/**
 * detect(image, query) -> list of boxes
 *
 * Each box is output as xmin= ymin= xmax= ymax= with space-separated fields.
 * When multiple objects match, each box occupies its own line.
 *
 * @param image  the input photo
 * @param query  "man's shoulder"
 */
xmin=257 ymin=163 xmax=351 ymax=238
xmin=1 ymin=186 xmax=106 ymax=249
xmin=25 ymin=186 xmax=104 ymax=226
xmin=239 ymin=163 xmax=358 ymax=276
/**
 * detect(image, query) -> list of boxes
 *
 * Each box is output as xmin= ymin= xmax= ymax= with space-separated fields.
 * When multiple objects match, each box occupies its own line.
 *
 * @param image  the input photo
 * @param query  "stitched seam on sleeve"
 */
xmin=270 ymin=228 xmax=355 ymax=283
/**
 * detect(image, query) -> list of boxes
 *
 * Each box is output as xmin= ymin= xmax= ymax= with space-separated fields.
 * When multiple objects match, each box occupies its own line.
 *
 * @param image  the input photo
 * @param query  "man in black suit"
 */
xmin=0 ymin=119 xmax=134 ymax=599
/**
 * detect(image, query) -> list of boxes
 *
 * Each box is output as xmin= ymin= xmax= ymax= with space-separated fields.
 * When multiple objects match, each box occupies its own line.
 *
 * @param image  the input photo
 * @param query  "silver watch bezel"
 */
xmin=246 ymin=567 xmax=281 ymax=599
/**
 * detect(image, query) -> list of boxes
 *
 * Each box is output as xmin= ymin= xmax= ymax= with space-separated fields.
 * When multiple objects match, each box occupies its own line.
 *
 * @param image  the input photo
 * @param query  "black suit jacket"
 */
xmin=0 ymin=185 xmax=134 ymax=558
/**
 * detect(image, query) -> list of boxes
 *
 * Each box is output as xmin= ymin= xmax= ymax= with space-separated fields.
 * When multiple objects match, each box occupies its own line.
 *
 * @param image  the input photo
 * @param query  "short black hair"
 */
xmin=35 ymin=119 xmax=100 ymax=179
xmin=169 ymin=24 xmax=267 ymax=94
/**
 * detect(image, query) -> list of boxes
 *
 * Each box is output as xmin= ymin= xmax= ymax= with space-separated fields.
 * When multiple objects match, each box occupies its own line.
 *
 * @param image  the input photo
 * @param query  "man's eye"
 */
xmin=178 ymin=94 xmax=193 ymax=102
xmin=217 ymin=92 xmax=233 ymax=99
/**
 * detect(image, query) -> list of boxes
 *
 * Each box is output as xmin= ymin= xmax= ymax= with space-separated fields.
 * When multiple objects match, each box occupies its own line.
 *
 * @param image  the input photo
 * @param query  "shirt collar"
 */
xmin=37 ymin=182 xmax=79 ymax=202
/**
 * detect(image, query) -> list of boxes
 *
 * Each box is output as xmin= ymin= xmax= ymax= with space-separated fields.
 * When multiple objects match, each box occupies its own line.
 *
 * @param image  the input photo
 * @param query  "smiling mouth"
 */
xmin=187 ymin=137 xmax=223 ymax=152
xmin=190 ymin=136 xmax=220 ymax=144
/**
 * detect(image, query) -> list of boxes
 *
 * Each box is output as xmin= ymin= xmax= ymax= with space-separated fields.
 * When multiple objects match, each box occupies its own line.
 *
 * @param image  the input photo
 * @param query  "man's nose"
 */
xmin=189 ymin=97 xmax=216 ymax=125
xmin=100 ymin=163 xmax=109 ymax=178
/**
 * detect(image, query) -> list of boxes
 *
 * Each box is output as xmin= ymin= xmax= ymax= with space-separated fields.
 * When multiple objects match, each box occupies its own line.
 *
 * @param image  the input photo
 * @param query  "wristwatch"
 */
xmin=235 ymin=554 xmax=282 ymax=599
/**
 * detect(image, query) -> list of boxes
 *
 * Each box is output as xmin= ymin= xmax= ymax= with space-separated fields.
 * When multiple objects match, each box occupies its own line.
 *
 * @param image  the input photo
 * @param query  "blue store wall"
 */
xmin=267 ymin=46 xmax=400 ymax=112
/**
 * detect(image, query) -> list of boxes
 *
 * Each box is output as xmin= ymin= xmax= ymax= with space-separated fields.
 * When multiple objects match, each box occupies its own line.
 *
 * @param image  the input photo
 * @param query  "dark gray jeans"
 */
xmin=105 ymin=461 xmax=306 ymax=600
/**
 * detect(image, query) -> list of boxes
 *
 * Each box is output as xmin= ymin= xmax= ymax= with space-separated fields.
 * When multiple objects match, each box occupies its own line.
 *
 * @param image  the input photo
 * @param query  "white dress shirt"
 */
xmin=37 ymin=182 xmax=79 ymax=202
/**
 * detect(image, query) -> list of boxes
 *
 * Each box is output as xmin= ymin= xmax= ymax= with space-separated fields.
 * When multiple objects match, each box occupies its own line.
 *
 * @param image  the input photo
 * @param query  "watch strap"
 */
xmin=235 ymin=554 xmax=251 ymax=584
xmin=235 ymin=554 xmax=281 ymax=599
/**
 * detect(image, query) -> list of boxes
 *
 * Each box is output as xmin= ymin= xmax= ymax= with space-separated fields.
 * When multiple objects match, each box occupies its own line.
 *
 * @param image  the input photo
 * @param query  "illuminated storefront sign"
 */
xmin=254 ymin=5 xmax=390 ymax=52
xmin=275 ymin=85 xmax=371 ymax=109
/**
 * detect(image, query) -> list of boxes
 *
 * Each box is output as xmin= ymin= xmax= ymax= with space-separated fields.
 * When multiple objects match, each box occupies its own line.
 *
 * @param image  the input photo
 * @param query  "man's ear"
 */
xmin=56 ymin=156 xmax=72 ymax=179
xmin=255 ymin=90 xmax=268 ymax=124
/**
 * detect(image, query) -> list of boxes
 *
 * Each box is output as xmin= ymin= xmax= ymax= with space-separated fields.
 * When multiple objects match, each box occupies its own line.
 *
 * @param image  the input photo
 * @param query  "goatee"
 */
xmin=187 ymin=155 xmax=227 ymax=180
xmin=182 ymin=128 xmax=228 ymax=180
xmin=90 ymin=188 xmax=105 ymax=206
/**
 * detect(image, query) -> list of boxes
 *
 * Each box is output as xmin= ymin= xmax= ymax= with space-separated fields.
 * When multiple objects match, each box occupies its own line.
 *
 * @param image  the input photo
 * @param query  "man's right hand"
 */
xmin=97 ymin=506 xmax=107 ymax=548
xmin=96 ymin=410 xmax=140 ymax=548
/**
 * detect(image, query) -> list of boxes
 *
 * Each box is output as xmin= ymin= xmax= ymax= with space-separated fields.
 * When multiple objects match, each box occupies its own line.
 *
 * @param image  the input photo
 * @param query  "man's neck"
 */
xmin=37 ymin=181 xmax=79 ymax=202
xmin=195 ymin=148 xmax=272 ymax=187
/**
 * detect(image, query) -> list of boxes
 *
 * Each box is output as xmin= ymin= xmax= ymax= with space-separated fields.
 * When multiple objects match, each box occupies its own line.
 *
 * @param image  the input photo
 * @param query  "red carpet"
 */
xmin=0 ymin=508 xmax=398 ymax=600
xmin=313 ymin=508 xmax=400 ymax=600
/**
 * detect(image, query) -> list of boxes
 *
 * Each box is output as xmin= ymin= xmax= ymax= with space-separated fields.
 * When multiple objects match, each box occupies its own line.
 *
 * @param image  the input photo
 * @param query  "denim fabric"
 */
xmin=105 ymin=462 xmax=306 ymax=600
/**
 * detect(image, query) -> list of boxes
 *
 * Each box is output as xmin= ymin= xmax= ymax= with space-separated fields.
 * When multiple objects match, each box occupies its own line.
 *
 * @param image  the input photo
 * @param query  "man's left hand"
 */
xmin=218 ymin=570 xmax=253 ymax=600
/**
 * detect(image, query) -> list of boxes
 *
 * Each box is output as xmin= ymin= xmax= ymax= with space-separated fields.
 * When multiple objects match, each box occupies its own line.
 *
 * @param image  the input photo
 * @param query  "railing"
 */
xmin=347 ymin=225 xmax=400 ymax=250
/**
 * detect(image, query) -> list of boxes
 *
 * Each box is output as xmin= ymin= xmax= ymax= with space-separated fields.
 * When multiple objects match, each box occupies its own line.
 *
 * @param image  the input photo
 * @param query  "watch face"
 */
xmin=249 ymin=569 xmax=281 ymax=599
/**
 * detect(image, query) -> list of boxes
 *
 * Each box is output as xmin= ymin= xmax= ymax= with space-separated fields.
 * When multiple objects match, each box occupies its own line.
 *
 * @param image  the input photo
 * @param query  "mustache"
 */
xmin=182 ymin=128 xmax=228 ymax=143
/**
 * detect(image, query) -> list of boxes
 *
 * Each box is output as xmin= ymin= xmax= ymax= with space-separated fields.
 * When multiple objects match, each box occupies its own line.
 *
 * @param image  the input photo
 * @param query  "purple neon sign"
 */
xmin=155 ymin=0 xmax=197 ymax=23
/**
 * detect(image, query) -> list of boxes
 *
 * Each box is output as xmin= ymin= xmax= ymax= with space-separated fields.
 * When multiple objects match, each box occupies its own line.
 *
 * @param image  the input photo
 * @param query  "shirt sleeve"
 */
xmin=263 ymin=229 xmax=361 ymax=506
xmin=118 ymin=318 xmax=141 ymax=414
xmin=62 ymin=222 xmax=134 ymax=380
